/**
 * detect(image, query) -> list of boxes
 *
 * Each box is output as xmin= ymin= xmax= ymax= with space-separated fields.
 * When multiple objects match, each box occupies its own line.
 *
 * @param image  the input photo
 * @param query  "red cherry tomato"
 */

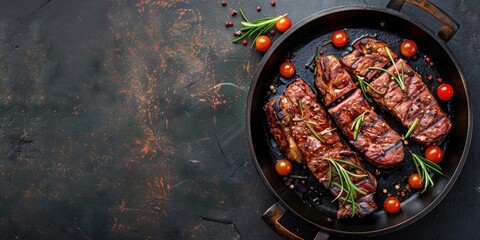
xmin=279 ymin=62 xmax=296 ymax=78
xmin=384 ymin=197 xmax=401 ymax=214
xmin=437 ymin=83 xmax=454 ymax=101
xmin=331 ymin=30 xmax=348 ymax=47
xmin=275 ymin=159 xmax=292 ymax=176
xmin=425 ymin=145 xmax=443 ymax=163
xmin=276 ymin=17 xmax=292 ymax=33
xmin=408 ymin=173 xmax=423 ymax=189
xmin=255 ymin=35 xmax=272 ymax=52
xmin=400 ymin=40 xmax=418 ymax=57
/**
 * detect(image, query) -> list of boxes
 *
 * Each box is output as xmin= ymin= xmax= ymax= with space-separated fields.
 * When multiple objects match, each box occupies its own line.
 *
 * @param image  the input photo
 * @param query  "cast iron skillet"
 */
xmin=246 ymin=0 xmax=472 ymax=239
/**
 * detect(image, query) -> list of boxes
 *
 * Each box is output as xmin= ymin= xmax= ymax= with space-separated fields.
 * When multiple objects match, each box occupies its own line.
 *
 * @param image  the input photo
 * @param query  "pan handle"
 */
xmin=262 ymin=202 xmax=330 ymax=240
xmin=386 ymin=0 xmax=459 ymax=42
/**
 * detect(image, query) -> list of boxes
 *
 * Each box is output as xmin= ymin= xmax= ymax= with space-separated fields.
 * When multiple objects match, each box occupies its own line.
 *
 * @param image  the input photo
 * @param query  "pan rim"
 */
xmin=246 ymin=5 xmax=472 ymax=236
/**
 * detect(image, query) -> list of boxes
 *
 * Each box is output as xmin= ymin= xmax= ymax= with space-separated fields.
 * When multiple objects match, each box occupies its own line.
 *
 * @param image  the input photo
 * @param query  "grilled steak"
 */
xmin=328 ymin=89 xmax=404 ymax=168
xmin=353 ymin=37 xmax=398 ymax=59
xmin=341 ymin=49 xmax=390 ymax=81
xmin=265 ymin=80 xmax=378 ymax=218
xmin=265 ymin=97 xmax=304 ymax=163
xmin=315 ymin=55 xmax=357 ymax=106
xmin=366 ymin=59 xmax=452 ymax=145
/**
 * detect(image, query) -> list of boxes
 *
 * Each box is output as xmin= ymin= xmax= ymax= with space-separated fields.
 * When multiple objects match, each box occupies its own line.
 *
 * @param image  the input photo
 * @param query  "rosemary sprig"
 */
xmin=305 ymin=121 xmax=324 ymax=142
xmin=351 ymin=110 xmax=368 ymax=140
xmin=356 ymin=75 xmax=386 ymax=102
xmin=233 ymin=9 xmax=287 ymax=44
xmin=320 ymin=127 xmax=336 ymax=135
xmin=298 ymin=99 xmax=304 ymax=118
xmin=289 ymin=175 xmax=308 ymax=179
xmin=368 ymin=47 xmax=405 ymax=91
xmin=305 ymin=46 xmax=319 ymax=68
xmin=411 ymin=152 xmax=444 ymax=193
xmin=325 ymin=158 xmax=368 ymax=216
xmin=403 ymin=118 xmax=419 ymax=139
xmin=322 ymin=40 xmax=332 ymax=46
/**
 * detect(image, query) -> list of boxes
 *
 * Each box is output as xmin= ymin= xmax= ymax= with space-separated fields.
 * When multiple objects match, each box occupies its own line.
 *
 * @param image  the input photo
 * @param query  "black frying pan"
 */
xmin=246 ymin=0 xmax=472 ymax=239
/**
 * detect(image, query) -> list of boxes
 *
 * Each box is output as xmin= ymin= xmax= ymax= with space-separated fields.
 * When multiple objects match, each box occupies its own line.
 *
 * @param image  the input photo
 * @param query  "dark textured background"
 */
xmin=0 ymin=0 xmax=478 ymax=239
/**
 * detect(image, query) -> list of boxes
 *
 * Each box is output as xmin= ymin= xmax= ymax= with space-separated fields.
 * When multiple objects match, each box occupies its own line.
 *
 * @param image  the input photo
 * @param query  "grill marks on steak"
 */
xmin=315 ymin=55 xmax=404 ymax=168
xmin=341 ymin=49 xmax=390 ymax=81
xmin=353 ymin=37 xmax=398 ymax=59
xmin=314 ymin=55 xmax=357 ymax=106
xmin=265 ymin=97 xmax=304 ymax=163
xmin=366 ymin=59 xmax=452 ymax=145
xmin=328 ymin=90 xmax=404 ymax=168
xmin=265 ymin=80 xmax=377 ymax=218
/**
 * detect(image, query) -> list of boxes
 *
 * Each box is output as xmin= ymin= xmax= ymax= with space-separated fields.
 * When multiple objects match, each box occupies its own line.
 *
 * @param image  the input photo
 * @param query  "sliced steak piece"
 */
xmin=315 ymin=55 xmax=357 ymax=106
xmin=282 ymin=80 xmax=377 ymax=218
xmin=328 ymin=89 xmax=404 ymax=168
xmin=265 ymin=97 xmax=304 ymax=163
xmin=367 ymin=59 xmax=452 ymax=145
xmin=341 ymin=49 xmax=390 ymax=81
xmin=353 ymin=37 xmax=398 ymax=59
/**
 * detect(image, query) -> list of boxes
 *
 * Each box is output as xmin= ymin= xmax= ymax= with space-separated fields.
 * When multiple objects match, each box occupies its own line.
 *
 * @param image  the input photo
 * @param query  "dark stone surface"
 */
xmin=0 ymin=0 xmax=478 ymax=239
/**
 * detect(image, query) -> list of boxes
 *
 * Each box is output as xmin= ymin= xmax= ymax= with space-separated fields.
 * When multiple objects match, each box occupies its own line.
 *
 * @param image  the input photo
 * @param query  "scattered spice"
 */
xmin=242 ymin=40 xmax=248 ymax=45
xmin=380 ymin=21 xmax=385 ymax=28
xmin=269 ymin=85 xmax=275 ymax=90
xmin=221 ymin=1 xmax=227 ymax=6
xmin=425 ymin=56 xmax=431 ymax=63
xmin=270 ymin=29 xmax=276 ymax=35
xmin=319 ymin=50 xmax=324 ymax=55
xmin=257 ymin=6 xmax=262 ymax=11
xmin=289 ymin=184 xmax=295 ymax=189
xmin=427 ymin=75 xmax=433 ymax=81
xmin=429 ymin=62 xmax=435 ymax=67
xmin=271 ymin=1 xmax=276 ymax=7
xmin=382 ymin=189 xmax=388 ymax=194
xmin=437 ymin=77 xmax=443 ymax=83
xmin=394 ymin=184 xmax=400 ymax=190
xmin=231 ymin=10 xmax=237 ymax=16
xmin=234 ymin=30 xmax=242 ymax=37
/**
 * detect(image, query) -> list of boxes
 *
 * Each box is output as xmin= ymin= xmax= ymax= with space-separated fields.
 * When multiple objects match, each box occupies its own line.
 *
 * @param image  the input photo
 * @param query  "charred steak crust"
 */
xmin=315 ymin=55 xmax=357 ymax=106
xmin=366 ymin=59 xmax=452 ymax=145
xmin=265 ymin=80 xmax=378 ymax=218
xmin=328 ymin=89 xmax=404 ymax=168
xmin=265 ymin=97 xmax=304 ymax=163
xmin=341 ymin=49 xmax=390 ymax=81
xmin=353 ymin=37 xmax=398 ymax=59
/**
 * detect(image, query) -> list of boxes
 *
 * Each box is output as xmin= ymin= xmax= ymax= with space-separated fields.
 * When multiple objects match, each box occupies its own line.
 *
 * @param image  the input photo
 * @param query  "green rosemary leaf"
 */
xmin=404 ymin=118 xmax=419 ymax=139
xmin=351 ymin=110 xmax=368 ymax=140
xmin=298 ymin=99 xmax=304 ymax=118
xmin=305 ymin=121 xmax=324 ymax=142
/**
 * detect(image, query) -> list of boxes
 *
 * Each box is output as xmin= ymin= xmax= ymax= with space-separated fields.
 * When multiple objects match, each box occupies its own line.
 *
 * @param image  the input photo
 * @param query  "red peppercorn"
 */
xmin=394 ymin=70 xmax=398 ymax=76
xmin=437 ymin=77 xmax=443 ymax=83
xmin=429 ymin=62 xmax=434 ymax=66
xmin=425 ymin=57 xmax=431 ymax=63
xmin=271 ymin=1 xmax=276 ymax=6
xmin=427 ymin=75 xmax=433 ymax=81
xmin=242 ymin=40 xmax=247 ymax=45
xmin=257 ymin=6 xmax=261 ymax=11
xmin=228 ymin=22 xmax=233 ymax=27
xmin=225 ymin=22 xmax=230 ymax=27
xmin=319 ymin=50 xmax=324 ymax=55
xmin=231 ymin=10 xmax=237 ymax=16
xmin=270 ymin=29 xmax=276 ymax=36
xmin=221 ymin=1 xmax=227 ymax=6
xmin=301 ymin=180 xmax=306 ymax=185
